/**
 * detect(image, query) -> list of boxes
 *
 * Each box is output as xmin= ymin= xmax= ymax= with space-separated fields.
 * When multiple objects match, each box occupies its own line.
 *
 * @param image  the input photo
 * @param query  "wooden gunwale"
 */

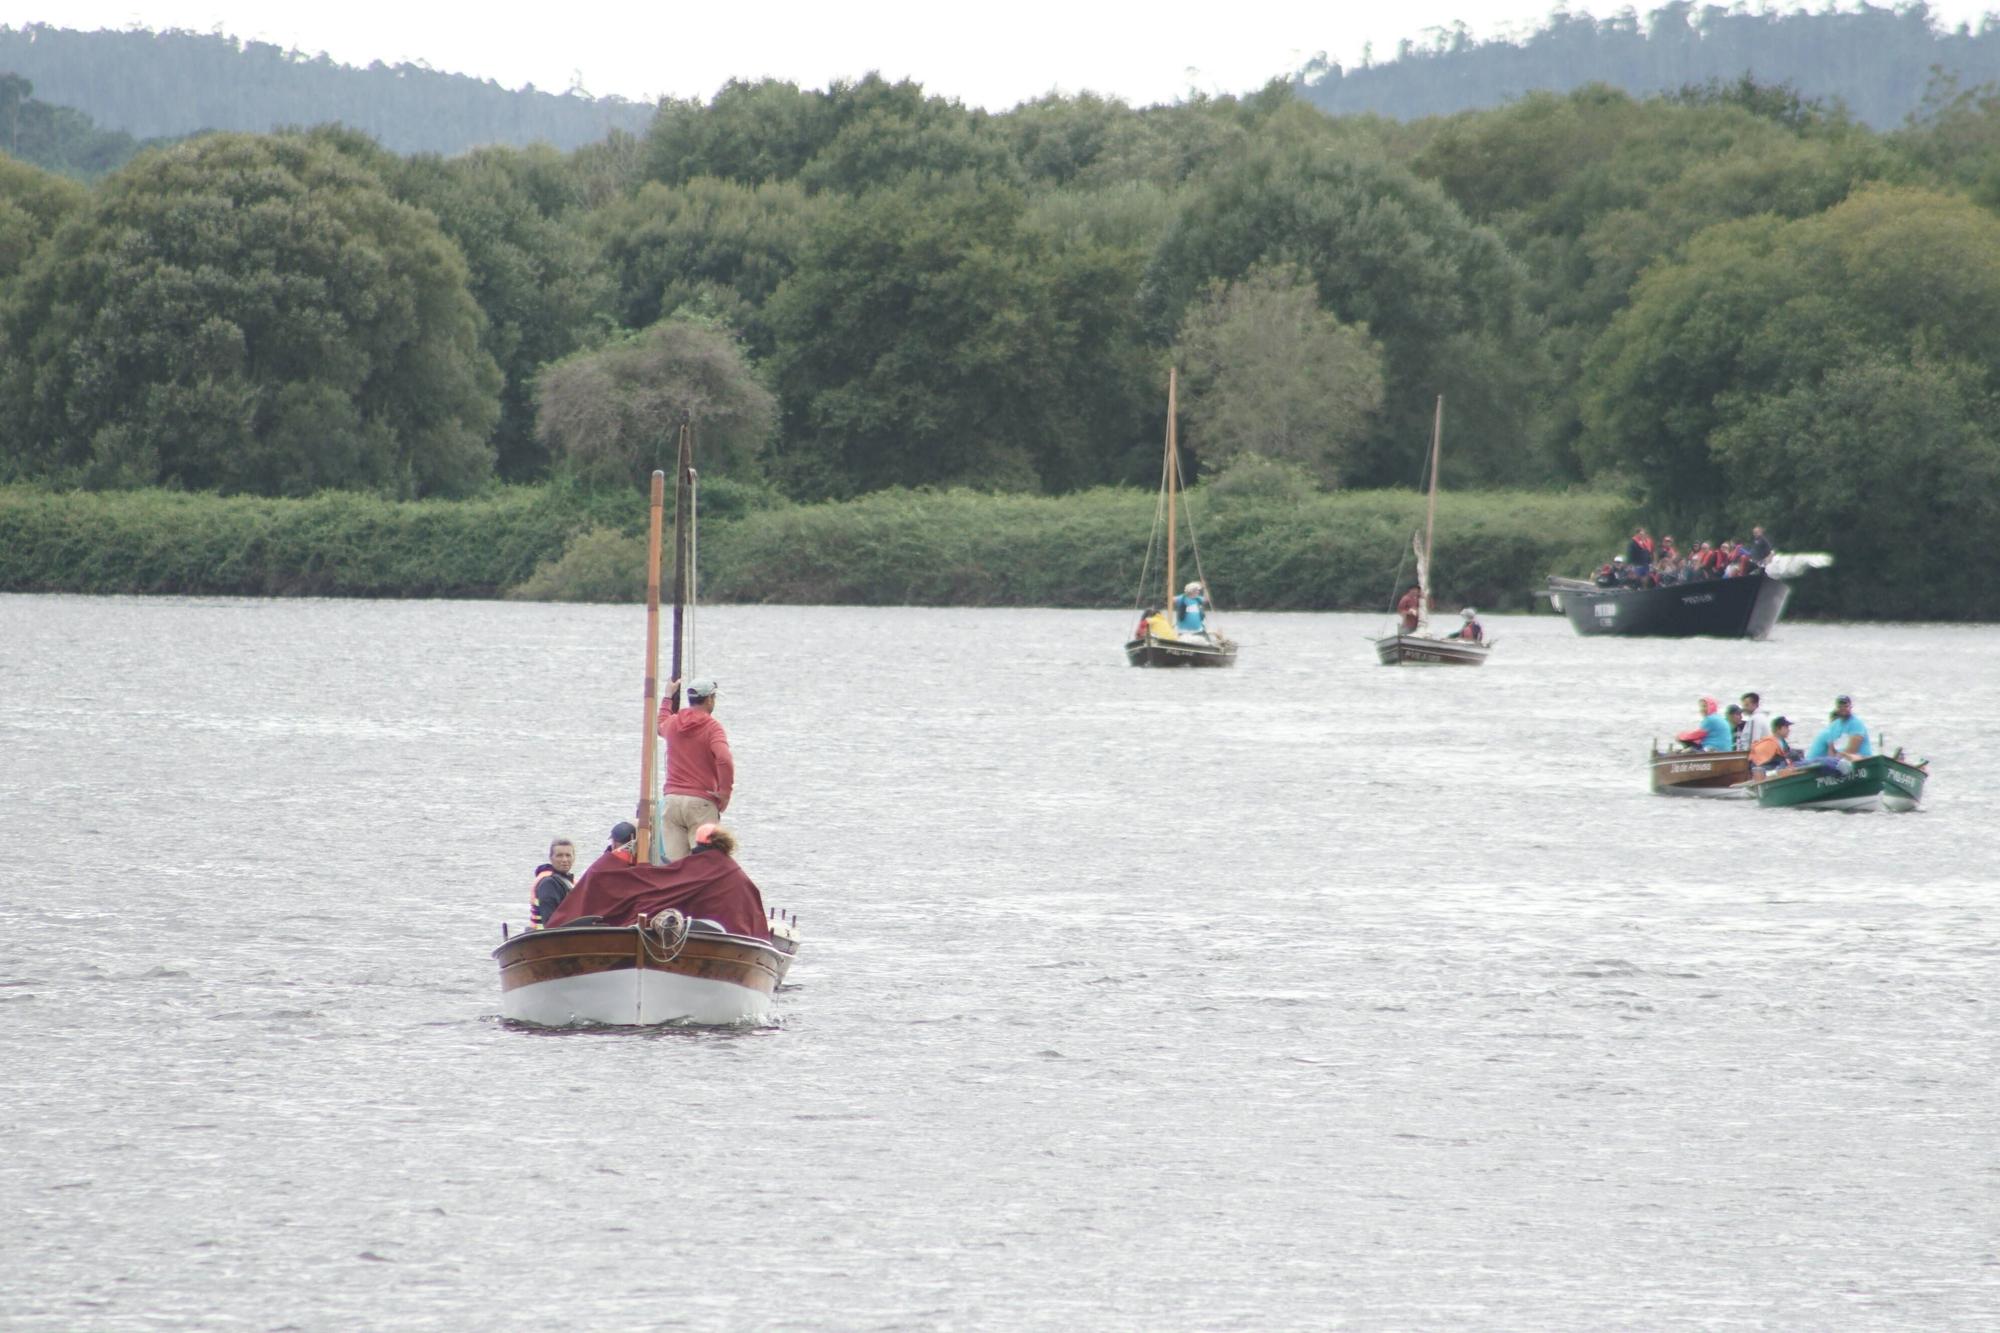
xmin=495 ymin=926 xmax=791 ymax=995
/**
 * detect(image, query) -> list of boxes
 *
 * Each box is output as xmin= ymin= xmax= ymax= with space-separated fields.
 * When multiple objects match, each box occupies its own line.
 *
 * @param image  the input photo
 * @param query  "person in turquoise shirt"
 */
xmin=1806 ymin=694 xmax=1872 ymax=761
xmin=1696 ymin=696 xmax=1735 ymax=752
xmin=1173 ymin=581 xmax=1209 ymax=634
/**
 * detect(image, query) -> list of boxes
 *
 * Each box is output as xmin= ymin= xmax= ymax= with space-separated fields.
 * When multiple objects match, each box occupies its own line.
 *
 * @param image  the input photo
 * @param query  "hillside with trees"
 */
xmin=2 ymin=70 xmax=1998 ymax=615
xmin=1297 ymin=3 xmax=2000 ymax=129
xmin=0 ymin=24 xmax=652 ymax=154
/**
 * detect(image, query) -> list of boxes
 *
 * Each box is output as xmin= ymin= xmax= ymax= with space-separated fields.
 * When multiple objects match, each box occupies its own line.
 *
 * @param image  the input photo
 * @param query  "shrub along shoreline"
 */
xmin=0 ymin=482 xmax=1634 ymax=611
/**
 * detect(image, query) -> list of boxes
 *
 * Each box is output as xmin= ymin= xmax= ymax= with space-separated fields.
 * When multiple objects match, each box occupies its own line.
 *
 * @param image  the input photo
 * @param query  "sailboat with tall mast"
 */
xmin=1373 ymin=395 xmax=1490 ymax=666
xmin=1125 ymin=368 xmax=1238 ymax=667
xmin=493 ymin=427 xmax=800 ymax=1026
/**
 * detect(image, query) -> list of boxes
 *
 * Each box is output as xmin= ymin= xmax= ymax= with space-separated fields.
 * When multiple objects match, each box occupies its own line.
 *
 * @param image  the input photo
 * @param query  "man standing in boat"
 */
xmin=657 ymin=677 xmax=735 ymax=859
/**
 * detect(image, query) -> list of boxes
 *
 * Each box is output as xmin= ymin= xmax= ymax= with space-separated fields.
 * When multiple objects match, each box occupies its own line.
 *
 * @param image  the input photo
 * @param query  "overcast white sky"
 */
xmin=17 ymin=2 xmax=2000 ymax=109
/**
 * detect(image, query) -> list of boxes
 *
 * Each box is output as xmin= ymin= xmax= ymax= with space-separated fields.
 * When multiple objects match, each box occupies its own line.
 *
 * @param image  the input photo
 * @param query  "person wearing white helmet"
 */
xmin=1446 ymin=607 xmax=1483 ymax=643
xmin=1172 ymin=580 xmax=1210 ymax=637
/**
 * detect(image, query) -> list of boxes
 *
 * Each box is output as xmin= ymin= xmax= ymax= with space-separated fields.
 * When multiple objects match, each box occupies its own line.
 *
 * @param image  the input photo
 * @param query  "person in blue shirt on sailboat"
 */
xmin=1805 ymin=694 xmax=1871 ymax=769
xmin=1173 ymin=581 xmax=1210 ymax=636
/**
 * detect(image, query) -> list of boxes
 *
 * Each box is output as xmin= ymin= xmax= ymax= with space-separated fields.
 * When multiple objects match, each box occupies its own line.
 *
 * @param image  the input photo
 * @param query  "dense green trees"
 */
xmin=1173 ymin=263 xmax=1384 ymax=486
xmin=391 ymin=144 xmax=609 ymax=479
xmin=4 ymin=55 xmax=2000 ymax=615
xmin=764 ymin=180 xmax=1091 ymax=496
xmin=1580 ymin=185 xmax=2000 ymax=605
xmin=0 ymin=133 xmax=499 ymax=495
xmin=1143 ymin=144 xmax=1535 ymax=487
xmin=535 ymin=317 xmax=777 ymax=486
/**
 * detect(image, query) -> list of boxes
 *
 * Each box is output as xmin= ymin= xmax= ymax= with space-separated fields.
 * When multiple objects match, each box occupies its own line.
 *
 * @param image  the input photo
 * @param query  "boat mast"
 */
xmin=1164 ymin=367 xmax=1178 ymax=609
xmin=1420 ymin=394 xmax=1443 ymax=631
xmin=635 ymin=468 xmax=665 ymax=865
xmin=669 ymin=421 xmax=692 ymax=690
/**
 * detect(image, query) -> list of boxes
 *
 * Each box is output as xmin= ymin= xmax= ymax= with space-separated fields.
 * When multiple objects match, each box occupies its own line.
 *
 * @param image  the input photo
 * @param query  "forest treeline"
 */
xmin=1298 ymin=3 xmax=2000 ymax=129
xmin=0 ymin=24 xmax=652 ymax=156
xmin=3 ymin=71 xmax=2000 ymax=615
xmin=9 ymin=8 xmax=2000 ymax=161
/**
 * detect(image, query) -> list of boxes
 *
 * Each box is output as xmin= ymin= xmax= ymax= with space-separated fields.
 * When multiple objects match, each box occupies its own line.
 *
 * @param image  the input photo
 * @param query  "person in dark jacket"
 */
xmin=528 ymin=838 xmax=578 ymax=929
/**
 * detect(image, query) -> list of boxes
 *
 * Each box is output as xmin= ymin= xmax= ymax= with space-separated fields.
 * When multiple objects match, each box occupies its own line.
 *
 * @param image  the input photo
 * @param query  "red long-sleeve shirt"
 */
xmin=657 ymin=696 xmax=735 ymax=812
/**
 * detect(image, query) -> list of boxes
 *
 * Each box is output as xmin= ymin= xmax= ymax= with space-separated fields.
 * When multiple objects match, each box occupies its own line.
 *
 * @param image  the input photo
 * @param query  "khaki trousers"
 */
xmin=661 ymin=794 xmax=721 ymax=859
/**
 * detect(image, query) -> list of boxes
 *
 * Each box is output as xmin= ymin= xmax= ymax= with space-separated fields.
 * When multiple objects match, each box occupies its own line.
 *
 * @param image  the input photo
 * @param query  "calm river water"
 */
xmin=1 ymin=595 xmax=1994 ymax=1330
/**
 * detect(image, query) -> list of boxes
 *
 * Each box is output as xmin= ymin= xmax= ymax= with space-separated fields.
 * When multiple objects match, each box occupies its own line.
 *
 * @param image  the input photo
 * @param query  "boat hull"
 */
xmin=1550 ymin=571 xmax=1791 ymax=639
xmin=494 ymin=924 xmax=796 ymax=1026
xmin=1124 ymin=633 xmax=1238 ymax=667
xmin=1752 ymin=754 xmax=1929 ymax=812
xmin=1373 ymin=633 xmax=1489 ymax=666
xmin=1649 ymin=748 xmax=1753 ymax=796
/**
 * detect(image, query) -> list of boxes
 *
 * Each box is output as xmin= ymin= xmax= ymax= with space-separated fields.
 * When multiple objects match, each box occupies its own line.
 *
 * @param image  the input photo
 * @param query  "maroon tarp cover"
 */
xmin=546 ymin=848 xmax=770 ymax=939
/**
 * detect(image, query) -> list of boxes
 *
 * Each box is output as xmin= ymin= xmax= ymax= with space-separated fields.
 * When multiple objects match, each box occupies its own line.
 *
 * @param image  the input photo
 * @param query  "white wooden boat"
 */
xmin=495 ymin=914 xmax=799 ymax=1026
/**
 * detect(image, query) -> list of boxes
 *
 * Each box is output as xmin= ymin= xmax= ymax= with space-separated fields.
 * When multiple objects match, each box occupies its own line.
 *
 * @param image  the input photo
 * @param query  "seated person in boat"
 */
xmin=528 ymin=838 xmax=578 ymax=930
xmin=1446 ymin=607 xmax=1483 ymax=642
xmin=1750 ymin=716 xmax=1801 ymax=770
xmin=1725 ymin=703 xmax=1745 ymax=747
xmin=1396 ymin=583 xmax=1428 ymax=630
xmin=1173 ymin=581 xmax=1210 ymax=635
xmin=607 ymin=820 xmax=639 ymax=864
xmin=545 ymin=821 xmax=769 ymax=938
xmin=1134 ymin=607 xmax=1165 ymax=640
xmin=689 ymin=822 xmax=736 ymax=857
xmin=1679 ymin=696 xmax=1735 ymax=752
xmin=1805 ymin=695 xmax=1872 ymax=765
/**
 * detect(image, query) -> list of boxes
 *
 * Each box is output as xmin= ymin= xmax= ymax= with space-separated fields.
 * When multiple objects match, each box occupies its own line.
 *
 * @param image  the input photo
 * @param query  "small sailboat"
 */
xmin=1374 ymin=395 xmax=1490 ymax=666
xmin=1124 ymin=368 xmax=1238 ymax=668
xmin=494 ymin=427 xmax=800 ymax=1026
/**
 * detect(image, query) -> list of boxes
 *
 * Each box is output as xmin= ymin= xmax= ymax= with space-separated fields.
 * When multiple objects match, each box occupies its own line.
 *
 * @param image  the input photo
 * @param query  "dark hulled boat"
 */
xmin=1125 ymin=632 xmax=1238 ymax=667
xmin=1548 ymin=569 xmax=1792 ymax=640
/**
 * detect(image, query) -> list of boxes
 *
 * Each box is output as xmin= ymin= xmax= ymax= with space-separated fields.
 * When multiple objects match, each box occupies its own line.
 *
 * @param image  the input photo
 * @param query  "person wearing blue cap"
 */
xmin=656 ymin=676 xmax=736 ymax=859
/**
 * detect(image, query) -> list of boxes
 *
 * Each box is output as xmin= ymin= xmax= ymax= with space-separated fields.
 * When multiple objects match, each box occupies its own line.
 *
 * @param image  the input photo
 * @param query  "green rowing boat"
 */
xmin=1751 ymin=754 xmax=1929 ymax=812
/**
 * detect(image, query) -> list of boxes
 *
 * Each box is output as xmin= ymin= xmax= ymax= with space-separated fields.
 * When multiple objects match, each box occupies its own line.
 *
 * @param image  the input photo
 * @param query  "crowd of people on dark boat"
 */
xmin=1594 ymin=525 xmax=1773 ymax=588
xmin=1674 ymin=691 xmax=1873 ymax=774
